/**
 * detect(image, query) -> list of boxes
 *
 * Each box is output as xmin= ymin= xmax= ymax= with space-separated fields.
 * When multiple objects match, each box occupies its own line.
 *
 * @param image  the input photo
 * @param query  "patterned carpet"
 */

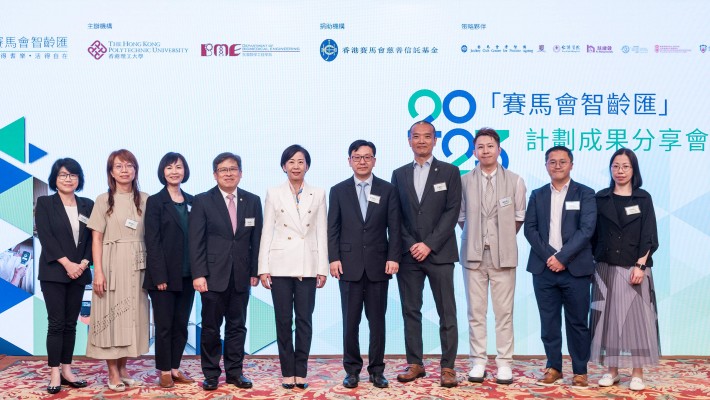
xmin=0 ymin=356 xmax=708 ymax=399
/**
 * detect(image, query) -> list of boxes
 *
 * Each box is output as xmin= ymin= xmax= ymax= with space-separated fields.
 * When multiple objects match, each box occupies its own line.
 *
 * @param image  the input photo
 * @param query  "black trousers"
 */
xmin=199 ymin=273 xmax=250 ymax=379
xmin=397 ymin=261 xmax=458 ymax=368
xmin=339 ymin=275 xmax=389 ymax=375
xmin=148 ymin=277 xmax=195 ymax=371
xmin=40 ymin=280 xmax=85 ymax=367
xmin=270 ymin=277 xmax=316 ymax=378
xmin=533 ymin=268 xmax=592 ymax=374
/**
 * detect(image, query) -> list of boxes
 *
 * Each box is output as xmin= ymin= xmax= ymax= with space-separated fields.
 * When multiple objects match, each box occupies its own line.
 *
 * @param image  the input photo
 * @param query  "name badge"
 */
xmin=565 ymin=201 xmax=580 ymax=210
xmin=245 ymin=217 xmax=255 ymax=227
xmin=625 ymin=205 xmax=641 ymax=215
xmin=78 ymin=214 xmax=89 ymax=224
xmin=368 ymin=194 xmax=381 ymax=204
xmin=499 ymin=197 xmax=512 ymax=207
xmin=125 ymin=219 xmax=138 ymax=230
xmin=434 ymin=182 xmax=447 ymax=192
xmin=187 ymin=204 xmax=192 ymax=213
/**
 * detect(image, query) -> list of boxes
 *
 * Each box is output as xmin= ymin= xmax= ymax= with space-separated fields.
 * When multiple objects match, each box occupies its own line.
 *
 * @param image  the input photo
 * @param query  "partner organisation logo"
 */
xmin=320 ymin=39 xmax=338 ymax=61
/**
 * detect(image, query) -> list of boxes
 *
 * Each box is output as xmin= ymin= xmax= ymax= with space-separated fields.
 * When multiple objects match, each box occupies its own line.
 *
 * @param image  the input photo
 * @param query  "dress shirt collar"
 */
xmin=353 ymin=174 xmax=374 ymax=187
xmin=550 ymin=179 xmax=571 ymax=193
xmin=412 ymin=155 xmax=434 ymax=169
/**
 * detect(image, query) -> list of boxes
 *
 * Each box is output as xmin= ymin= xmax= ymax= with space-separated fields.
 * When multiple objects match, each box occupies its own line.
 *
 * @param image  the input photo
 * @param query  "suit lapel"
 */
xmin=419 ymin=158 xmax=440 ymax=204
xmin=348 ymin=178 xmax=365 ymax=224
xmin=403 ymin=164 xmax=419 ymax=205
xmin=52 ymin=194 xmax=75 ymax=247
xmin=541 ymin=185 xmax=552 ymax=238
xmin=598 ymin=191 xmax=621 ymax=228
xmin=562 ymin=181 xmax=577 ymax=227
xmin=235 ymin=188 xmax=247 ymax=235
xmin=160 ymin=188 xmax=185 ymax=233
xmin=211 ymin=187 xmax=234 ymax=236
xmin=77 ymin=196 xmax=92 ymax=251
xmin=298 ymin=183 xmax=315 ymax=226
xmin=364 ymin=176 xmax=381 ymax=224
xmin=280 ymin=182 xmax=303 ymax=230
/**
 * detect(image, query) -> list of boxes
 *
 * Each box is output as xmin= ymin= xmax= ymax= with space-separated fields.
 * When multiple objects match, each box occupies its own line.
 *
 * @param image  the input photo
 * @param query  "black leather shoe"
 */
xmin=343 ymin=374 xmax=359 ymax=388
xmin=61 ymin=375 xmax=88 ymax=388
xmin=202 ymin=378 xmax=219 ymax=391
xmin=226 ymin=374 xmax=253 ymax=389
xmin=47 ymin=384 xmax=61 ymax=394
xmin=295 ymin=382 xmax=309 ymax=389
xmin=282 ymin=382 xmax=295 ymax=389
xmin=369 ymin=373 xmax=389 ymax=388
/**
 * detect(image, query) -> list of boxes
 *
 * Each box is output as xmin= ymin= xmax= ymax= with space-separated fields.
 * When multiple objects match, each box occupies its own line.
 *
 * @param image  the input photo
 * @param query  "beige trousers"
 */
xmin=462 ymin=248 xmax=516 ymax=368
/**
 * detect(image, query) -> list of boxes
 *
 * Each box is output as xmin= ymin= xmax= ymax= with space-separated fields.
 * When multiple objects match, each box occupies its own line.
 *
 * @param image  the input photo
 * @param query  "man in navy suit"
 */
xmin=328 ymin=140 xmax=402 ymax=389
xmin=524 ymin=146 xmax=596 ymax=389
xmin=189 ymin=152 xmax=263 ymax=391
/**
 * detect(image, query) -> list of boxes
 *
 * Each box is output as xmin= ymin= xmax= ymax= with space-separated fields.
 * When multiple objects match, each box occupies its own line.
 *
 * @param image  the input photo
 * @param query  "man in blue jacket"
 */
xmin=524 ymin=146 xmax=596 ymax=390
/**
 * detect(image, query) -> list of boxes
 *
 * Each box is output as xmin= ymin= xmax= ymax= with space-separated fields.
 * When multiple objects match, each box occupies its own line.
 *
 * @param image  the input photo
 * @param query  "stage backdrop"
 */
xmin=1 ymin=1 xmax=708 ymax=357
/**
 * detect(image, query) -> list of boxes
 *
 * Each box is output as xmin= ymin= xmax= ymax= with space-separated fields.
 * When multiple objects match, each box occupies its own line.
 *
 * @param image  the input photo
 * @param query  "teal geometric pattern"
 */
xmin=0 ymin=117 xmax=25 ymax=163
xmin=0 ymin=178 xmax=33 ymax=235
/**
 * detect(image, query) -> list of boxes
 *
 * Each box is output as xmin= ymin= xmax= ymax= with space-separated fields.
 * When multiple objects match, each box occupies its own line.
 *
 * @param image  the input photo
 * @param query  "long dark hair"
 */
xmin=608 ymin=148 xmax=643 ymax=189
xmin=106 ymin=149 xmax=142 ymax=216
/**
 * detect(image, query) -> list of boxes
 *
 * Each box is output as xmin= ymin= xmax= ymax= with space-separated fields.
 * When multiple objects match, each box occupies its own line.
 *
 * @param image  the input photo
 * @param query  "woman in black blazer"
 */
xmin=144 ymin=152 xmax=195 ymax=388
xmin=36 ymin=158 xmax=93 ymax=394
xmin=590 ymin=148 xmax=660 ymax=391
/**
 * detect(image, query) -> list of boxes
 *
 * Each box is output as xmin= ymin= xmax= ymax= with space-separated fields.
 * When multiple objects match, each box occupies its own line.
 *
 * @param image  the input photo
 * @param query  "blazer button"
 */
xmin=288 ymin=237 xmax=292 ymax=240
xmin=418 ymin=211 xmax=423 ymax=215
xmin=284 ymin=224 xmax=288 ymax=227
xmin=306 ymin=224 xmax=310 ymax=227
xmin=308 ymin=210 xmax=312 ymax=213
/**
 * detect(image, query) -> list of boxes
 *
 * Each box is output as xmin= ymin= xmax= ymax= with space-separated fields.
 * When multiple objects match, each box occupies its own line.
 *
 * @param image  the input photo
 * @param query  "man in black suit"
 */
xmin=189 ymin=152 xmax=263 ymax=391
xmin=524 ymin=146 xmax=596 ymax=389
xmin=328 ymin=140 xmax=401 ymax=389
xmin=391 ymin=121 xmax=462 ymax=388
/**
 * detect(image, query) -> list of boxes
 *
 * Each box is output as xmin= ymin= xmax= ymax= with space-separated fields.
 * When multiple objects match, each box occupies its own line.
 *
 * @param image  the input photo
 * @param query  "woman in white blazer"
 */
xmin=258 ymin=145 xmax=328 ymax=390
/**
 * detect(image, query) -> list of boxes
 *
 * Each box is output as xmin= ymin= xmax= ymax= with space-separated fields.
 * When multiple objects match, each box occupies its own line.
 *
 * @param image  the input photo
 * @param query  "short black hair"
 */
xmin=48 ymin=158 xmax=85 ymax=192
xmin=280 ymin=145 xmax=311 ymax=168
xmin=212 ymin=152 xmax=242 ymax=172
xmin=157 ymin=152 xmax=190 ymax=185
xmin=408 ymin=120 xmax=436 ymax=137
xmin=545 ymin=146 xmax=574 ymax=163
xmin=474 ymin=127 xmax=501 ymax=146
xmin=609 ymin=148 xmax=643 ymax=189
xmin=348 ymin=140 xmax=376 ymax=156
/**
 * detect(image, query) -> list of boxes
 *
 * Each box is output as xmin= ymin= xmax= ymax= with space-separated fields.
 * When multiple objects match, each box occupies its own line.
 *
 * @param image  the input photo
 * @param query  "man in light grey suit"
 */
xmin=459 ymin=128 xmax=526 ymax=385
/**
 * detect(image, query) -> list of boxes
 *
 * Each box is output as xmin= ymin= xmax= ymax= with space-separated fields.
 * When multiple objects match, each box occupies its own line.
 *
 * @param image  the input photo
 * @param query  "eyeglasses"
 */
xmin=611 ymin=164 xmax=632 ymax=172
xmin=216 ymin=166 xmax=240 ymax=175
xmin=58 ymin=173 xmax=78 ymax=181
xmin=546 ymin=160 xmax=569 ymax=168
xmin=350 ymin=155 xmax=374 ymax=163
xmin=113 ymin=163 xmax=135 ymax=171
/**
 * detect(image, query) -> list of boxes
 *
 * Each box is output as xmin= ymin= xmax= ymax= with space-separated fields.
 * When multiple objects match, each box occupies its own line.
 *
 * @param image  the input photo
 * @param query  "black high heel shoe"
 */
xmin=47 ymin=383 xmax=61 ymax=394
xmin=61 ymin=374 xmax=88 ymax=388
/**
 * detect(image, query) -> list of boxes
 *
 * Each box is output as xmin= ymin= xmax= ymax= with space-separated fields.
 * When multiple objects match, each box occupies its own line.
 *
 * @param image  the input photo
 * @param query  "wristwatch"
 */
xmin=634 ymin=262 xmax=647 ymax=271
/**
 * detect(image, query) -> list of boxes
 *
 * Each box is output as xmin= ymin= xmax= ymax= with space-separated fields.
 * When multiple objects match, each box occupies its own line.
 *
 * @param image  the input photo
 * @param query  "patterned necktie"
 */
xmin=358 ymin=182 xmax=369 ymax=220
xmin=483 ymin=175 xmax=494 ymax=215
xmin=227 ymin=193 xmax=237 ymax=233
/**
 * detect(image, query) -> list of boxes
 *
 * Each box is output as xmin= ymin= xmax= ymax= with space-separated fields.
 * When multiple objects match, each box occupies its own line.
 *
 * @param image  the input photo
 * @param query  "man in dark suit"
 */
xmin=189 ymin=152 xmax=263 ymax=391
xmin=328 ymin=140 xmax=401 ymax=389
xmin=524 ymin=146 xmax=596 ymax=390
xmin=391 ymin=121 xmax=462 ymax=388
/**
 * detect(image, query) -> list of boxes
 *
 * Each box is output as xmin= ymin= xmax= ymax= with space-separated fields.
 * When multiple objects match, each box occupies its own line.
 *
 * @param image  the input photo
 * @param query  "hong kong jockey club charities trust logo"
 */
xmin=201 ymin=43 xmax=241 ymax=57
xmin=87 ymin=40 xmax=107 ymax=60
xmin=407 ymin=89 xmax=510 ymax=173
xmin=320 ymin=39 xmax=338 ymax=61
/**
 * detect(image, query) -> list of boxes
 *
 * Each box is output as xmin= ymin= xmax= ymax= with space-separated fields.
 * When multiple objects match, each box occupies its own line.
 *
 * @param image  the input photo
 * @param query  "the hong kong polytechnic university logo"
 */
xmin=87 ymin=40 xmax=107 ymax=60
xmin=320 ymin=39 xmax=338 ymax=61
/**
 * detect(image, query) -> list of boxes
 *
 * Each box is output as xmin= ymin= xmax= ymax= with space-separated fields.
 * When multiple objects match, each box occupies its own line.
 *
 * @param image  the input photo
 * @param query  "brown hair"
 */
xmin=105 ymin=149 xmax=142 ymax=216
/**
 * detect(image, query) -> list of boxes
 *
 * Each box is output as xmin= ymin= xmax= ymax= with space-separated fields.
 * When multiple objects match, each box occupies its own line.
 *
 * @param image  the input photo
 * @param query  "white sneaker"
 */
xmin=467 ymin=364 xmax=486 ymax=383
xmin=598 ymin=373 xmax=620 ymax=387
xmin=629 ymin=377 xmax=645 ymax=391
xmin=496 ymin=366 xmax=513 ymax=385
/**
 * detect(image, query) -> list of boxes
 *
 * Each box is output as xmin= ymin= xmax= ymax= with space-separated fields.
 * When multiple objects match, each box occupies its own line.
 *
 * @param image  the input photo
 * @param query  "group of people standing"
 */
xmin=35 ymin=120 xmax=659 ymax=394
